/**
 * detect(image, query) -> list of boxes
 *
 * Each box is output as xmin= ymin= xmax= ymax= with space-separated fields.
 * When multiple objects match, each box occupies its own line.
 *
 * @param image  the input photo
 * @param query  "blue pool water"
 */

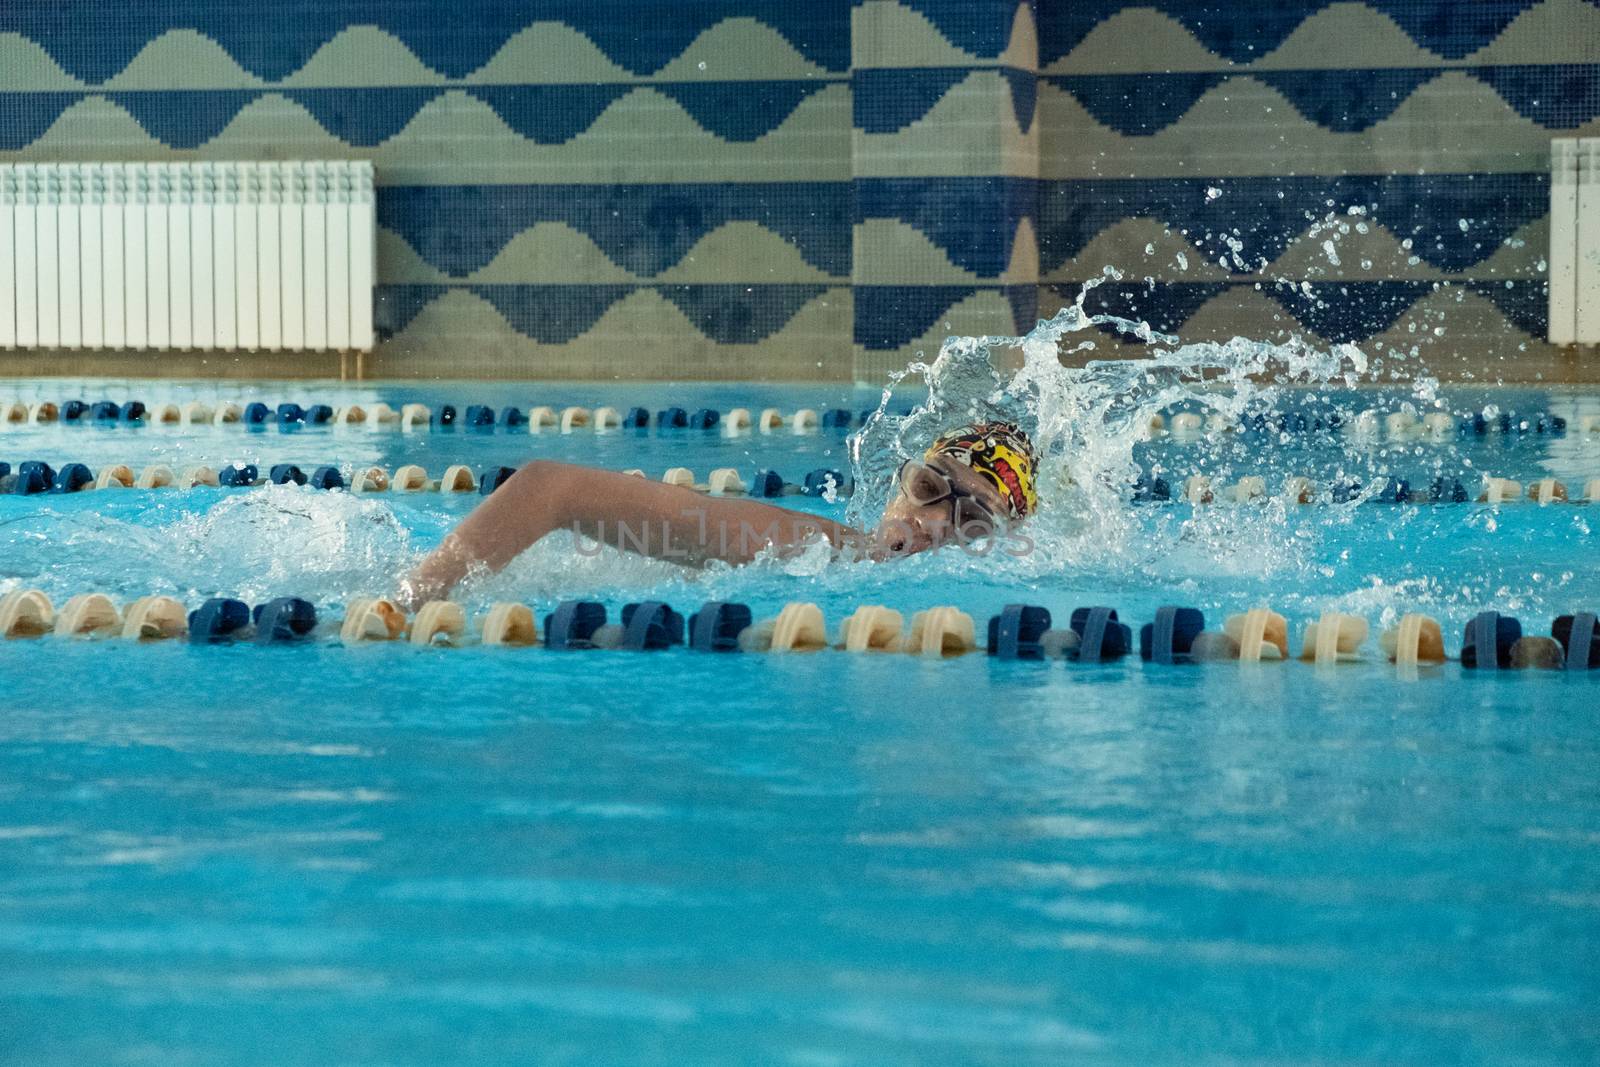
xmin=0 ymin=378 xmax=1597 ymax=1065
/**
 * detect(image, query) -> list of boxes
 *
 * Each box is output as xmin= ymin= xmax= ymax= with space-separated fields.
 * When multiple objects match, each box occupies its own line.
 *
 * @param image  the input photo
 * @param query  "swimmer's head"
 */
xmin=874 ymin=421 xmax=1038 ymax=555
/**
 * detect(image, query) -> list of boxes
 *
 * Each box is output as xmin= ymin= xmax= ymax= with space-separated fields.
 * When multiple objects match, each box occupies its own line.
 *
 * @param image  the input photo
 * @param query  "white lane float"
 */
xmin=400 ymin=403 xmax=431 ymax=432
xmin=409 ymin=601 xmax=466 ymax=646
xmin=740 ymin=602 xmax=827 ymax=652
xmin=1529 ymin=478 xmax=1568 ymax=504
xmin=907 ymin=607 xmax=977 ymax=657
xmin=438 ymin=465 xmax=477 ymax=492
xmin=1224 ymin=607 xmax=1289 ymax=662
xmin=351 ymin=467 xmax=390 ymax=493
xmin=1478 ymin=477 xmax=1522 ymax=504
xmin=180 ymin=466 xmax=220 ymax=488
xmin=480 ymin=603 xmax=538 ymax=646
xmin=1182 ymin=475 xmax=1214 ymax=504
xmin=837 ymin=606 xmax=904 ymax=653
xmin=1379 ymin=613 xmax=1447 ymax=668
xmin=53 ymin=593 xmax=120 ymax=638
xmin=92 ymin=465 xmax=134 ymax=489
xmin=1299 ymin=612 xmax=1368 ymax=666
xmin=706 ymin=468 xmax=747 ymax=495
xmin=392 ymin=465 xmax=430 ymax=491
xmin=135 ymin=465 xmax=175 ymax=489
xmin=121 ymin=596 xmax=187 ymax=640
xmin=0 ymin=590 xmax=53 ymax=638
xmin=340 ymin=598 xmax=407 ymax=643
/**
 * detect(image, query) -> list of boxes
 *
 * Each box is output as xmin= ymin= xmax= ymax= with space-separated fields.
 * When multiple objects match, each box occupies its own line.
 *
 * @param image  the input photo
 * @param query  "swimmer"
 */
xmin=402 ymin=420 xmax=1039 ymax=604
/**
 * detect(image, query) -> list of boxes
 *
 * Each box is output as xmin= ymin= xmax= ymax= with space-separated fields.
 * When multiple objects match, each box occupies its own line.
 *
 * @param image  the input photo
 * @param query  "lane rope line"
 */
xmin=2 ymin=592 xmax=1595 ymax=673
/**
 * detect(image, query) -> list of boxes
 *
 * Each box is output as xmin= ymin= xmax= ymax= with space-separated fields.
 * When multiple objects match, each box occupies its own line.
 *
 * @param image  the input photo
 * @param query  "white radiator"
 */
xmin=1550 ymin=137 xmax=1600 ymax=345
xmin=0 ymin=161 xmax=375 ymax=353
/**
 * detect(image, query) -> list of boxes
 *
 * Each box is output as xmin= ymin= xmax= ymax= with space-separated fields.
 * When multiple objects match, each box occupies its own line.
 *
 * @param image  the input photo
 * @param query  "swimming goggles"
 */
xmin=895 ymin=459 xmax=1002 ymax=532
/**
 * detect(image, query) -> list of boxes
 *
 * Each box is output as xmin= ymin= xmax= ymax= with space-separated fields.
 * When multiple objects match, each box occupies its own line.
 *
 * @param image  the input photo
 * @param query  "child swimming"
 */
xmin=402 ymin=420 xmax=1038 ymax=604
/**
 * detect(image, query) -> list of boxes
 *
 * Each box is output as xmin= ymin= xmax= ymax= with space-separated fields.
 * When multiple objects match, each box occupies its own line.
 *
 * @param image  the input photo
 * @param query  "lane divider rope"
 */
xmin=2 ymin=591 xmax=1594 ymax=673
xmin=0 ymin=461 xmax=857 ymax=498
xmin=1153 ymin=409 xmax=1597 ymax=441
xmin=7 ymin=459 xmax=1598 ymax=506
xmin=1138 ymin=473 xmax=1600 ymax=505
xmin=0 ymin=401 xmax=888 ymax=435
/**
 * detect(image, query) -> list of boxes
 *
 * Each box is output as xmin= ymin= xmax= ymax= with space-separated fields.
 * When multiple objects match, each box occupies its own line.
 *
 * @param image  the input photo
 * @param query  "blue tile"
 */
xmin=377 ymin=183 xmax=851 ymax=278
xmin=0 ymin=1 xmax=852 ymax=83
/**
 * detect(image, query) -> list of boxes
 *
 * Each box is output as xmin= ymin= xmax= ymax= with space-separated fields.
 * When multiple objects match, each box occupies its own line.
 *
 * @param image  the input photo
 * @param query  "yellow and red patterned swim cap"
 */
xmin=924 ymin=420 xmax=1039 ymax=519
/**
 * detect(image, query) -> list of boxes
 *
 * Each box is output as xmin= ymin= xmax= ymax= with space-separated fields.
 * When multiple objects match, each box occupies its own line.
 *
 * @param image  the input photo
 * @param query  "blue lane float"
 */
xmin=1131 ymin=474 xmax=1171 ymax=503
xmin=623 ymin=407 xmax=651 ymax=429
xmin=219 ymin=464 xmax=258 ymax=487
xmin=988 ymin=604 xmax=1052 ymax=660
xmin=689 ymin=602 xmax=752 ymax=652
xmin=243 ymin=402 xmax=272 ymax=426
xmin=305 ymin=404 xmax=334 ymax=425
xmin=51 ymin=463 xmax=93 ymax=493
xmin=1070 ymin=606 xmax=1133 ymax=661
xmin=689 ymin=408 xmax=719 ymax=430
xmin=10 ymin=461 xmax=54 ymax=495
xmin=544 ymin=601 xmax=607 ymax=650
xmin=1461 ymin=611 xmax=1520 ymax=670
xmin=750 ymin=470 xmax=787 ymax=498
xmin=656 ymin=407 xmax=688 ymax=429
xmin=90 ymin=401 xmax=119 ymax=422
xmin=277 ymin=403 xmax=306 ymax=426
xmin=187 ymin=597 xmax=252 ymax=644
xmin=252 ymin=597 xmax=318 ymax=644
xmin=620 ymin=601 xmax=686 ymax=650
xmin=1553 ymin=612 xmax=1599 ymax=671
xmin=501 ymin=406 xmax=526 ymax=429
xmin=61 ymin=400 xmax=88 ymax=423
xmin=309 ymin=466 xmax=345 ymax=490
xmin=1140 ymin=606 xmax=1206 ymax=664
xmin=269 ymin=464 xmax=307 ymax=486
xmin=479 ymin=466 xmax=517 ymax=495
xmin=464 ymin=404 xmax=495 ymax=429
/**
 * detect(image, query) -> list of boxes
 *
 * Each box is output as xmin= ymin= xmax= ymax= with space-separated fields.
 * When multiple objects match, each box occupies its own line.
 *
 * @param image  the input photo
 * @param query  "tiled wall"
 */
xmin=2 ymin=1 xmax=1597 ymax=381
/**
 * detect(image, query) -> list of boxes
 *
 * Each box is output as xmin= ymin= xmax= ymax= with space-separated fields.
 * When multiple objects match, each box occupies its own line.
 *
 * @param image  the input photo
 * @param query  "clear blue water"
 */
xmin=0 ymin=380 xmax=1597 ymax=1065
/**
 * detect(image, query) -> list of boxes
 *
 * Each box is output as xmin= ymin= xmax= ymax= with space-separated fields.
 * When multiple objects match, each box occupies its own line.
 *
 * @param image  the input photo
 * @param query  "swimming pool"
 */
xmin=0 ymin=365 xmax=1597 ymax=1064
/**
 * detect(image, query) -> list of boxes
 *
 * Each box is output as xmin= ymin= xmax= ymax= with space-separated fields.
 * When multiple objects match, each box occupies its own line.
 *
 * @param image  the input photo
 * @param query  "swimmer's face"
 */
xmin=875 ymin=455 xmax=1011 ymax=556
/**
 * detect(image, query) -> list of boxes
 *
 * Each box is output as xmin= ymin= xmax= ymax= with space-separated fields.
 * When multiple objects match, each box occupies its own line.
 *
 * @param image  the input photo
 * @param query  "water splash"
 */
xmin=846 ymin=272 xmax=1376 ymax=581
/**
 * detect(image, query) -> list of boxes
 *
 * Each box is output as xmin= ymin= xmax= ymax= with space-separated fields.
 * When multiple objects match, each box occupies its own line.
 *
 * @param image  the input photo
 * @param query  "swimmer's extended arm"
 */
xmin=402 ymin=460 xmax=860 ymax=604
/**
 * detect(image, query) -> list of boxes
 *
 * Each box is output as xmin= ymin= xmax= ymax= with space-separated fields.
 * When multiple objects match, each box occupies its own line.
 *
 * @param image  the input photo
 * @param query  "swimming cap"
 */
xmin=924 ymin=420 xmax=1039 ymax=518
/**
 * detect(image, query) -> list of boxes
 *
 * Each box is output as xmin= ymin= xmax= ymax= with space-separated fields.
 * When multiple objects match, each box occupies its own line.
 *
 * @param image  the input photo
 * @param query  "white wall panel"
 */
xmin=36 ymin=174 xmax=61 ymax=348
xmin=0 ymin=169 xmax=16 ymax=348
xmin=78 ymin=166 xmax=105 ymax=348
xmin=14 ymin=167 xmax=38 ymax=348
xmin=1578 ymin=139 xmax=1600 ymax=344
